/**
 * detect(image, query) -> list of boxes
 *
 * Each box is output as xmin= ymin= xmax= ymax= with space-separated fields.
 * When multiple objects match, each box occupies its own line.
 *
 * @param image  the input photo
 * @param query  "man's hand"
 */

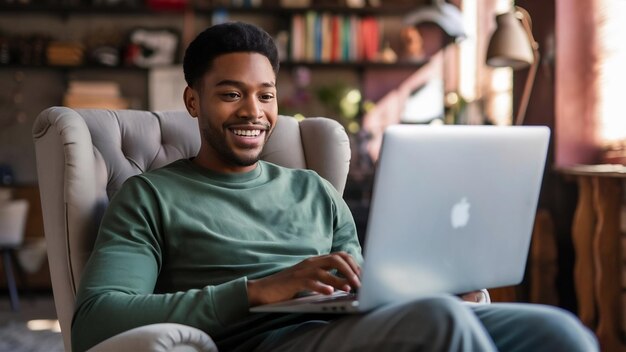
xmin=247 ymin=252 xmax=361 ymax=306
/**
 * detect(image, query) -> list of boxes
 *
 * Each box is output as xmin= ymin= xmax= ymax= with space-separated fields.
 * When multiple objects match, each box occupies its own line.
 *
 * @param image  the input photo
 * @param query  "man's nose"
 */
xmin=237 ymin=96 xmax=263 ymax=119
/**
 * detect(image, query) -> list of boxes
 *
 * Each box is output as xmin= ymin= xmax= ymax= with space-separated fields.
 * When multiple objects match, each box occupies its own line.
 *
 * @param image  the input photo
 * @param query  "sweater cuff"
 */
xmin=208 ymin=277 xmax=250 ymax=327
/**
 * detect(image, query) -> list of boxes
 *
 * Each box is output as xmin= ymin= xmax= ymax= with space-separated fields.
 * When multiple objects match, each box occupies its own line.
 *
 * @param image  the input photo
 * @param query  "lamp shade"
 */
xmin=486 ymin=12 xmax=534 ymax=69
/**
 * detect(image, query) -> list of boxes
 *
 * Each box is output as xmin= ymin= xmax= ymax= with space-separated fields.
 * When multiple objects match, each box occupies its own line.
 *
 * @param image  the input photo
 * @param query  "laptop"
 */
xmin=251 ymin=124 xmax=550 ymax=314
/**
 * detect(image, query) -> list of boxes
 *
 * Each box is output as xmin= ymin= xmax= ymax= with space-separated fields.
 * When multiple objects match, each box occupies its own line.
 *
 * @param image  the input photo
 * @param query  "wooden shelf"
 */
xmin=0 ymin=61 xmax=425 ymax=71
xmin=196 ymin=5 xmax=420 ymax=16
xmin=0 ymin=64 xmax=153 ymax=71
xmin=0 ymin=4 xmax=176 ymax=15
xmin=0 ymin=4 xmax=419 ymax=16
xmin=280 ymin=60 xmax=426 ymax=70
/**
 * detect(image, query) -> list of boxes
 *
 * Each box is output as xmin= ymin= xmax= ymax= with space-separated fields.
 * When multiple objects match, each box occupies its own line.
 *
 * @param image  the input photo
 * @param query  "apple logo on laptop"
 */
xmin=451 ymin=197 xmax=471 ymax=229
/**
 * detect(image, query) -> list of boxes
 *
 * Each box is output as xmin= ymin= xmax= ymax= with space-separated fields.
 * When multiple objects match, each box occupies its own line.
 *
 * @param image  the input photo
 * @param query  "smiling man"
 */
xmin=184 ymin=51 xmax=276 ymax=172
xmin=71 ymin=22 xmax=598 ymax=352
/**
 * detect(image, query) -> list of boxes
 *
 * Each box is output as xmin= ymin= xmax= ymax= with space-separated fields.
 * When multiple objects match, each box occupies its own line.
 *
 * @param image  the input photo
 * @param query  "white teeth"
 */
xmin=232 ymin=129 xmax=261 ymax=137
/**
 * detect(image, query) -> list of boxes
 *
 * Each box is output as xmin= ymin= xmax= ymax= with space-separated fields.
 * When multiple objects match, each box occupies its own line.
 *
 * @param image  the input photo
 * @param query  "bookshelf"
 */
xmin=0 ymin=2 xmax=428 ymax=113
xmin=0 ymin=4 xmax=422 ymax=63
xmin=0 ymin=0 xmax=432 ymax=116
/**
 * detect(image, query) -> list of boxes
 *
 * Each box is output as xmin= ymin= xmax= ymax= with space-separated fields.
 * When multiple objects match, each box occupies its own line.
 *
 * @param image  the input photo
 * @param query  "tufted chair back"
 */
xmin=32 ymin=107 xmax=351 ymax=351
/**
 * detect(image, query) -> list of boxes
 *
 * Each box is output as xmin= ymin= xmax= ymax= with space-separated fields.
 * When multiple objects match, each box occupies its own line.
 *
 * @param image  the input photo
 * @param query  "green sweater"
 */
xmin=72 ymin=159 xmax=363 ymax=352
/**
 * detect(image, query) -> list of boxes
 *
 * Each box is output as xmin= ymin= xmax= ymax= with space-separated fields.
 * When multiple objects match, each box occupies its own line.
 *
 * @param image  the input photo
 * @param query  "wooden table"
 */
xmin=559 ymin=164 xmax=626 ymax=352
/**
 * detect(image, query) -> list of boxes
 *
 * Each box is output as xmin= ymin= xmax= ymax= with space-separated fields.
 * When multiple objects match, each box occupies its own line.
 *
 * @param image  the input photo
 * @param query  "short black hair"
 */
xmin=183 ymin=22 xmax=280 ymax=88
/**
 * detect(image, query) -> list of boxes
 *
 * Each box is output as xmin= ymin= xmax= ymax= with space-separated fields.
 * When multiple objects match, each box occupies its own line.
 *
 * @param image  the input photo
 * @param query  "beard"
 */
xmin=201 ymin=123 xmax=271 ymax=167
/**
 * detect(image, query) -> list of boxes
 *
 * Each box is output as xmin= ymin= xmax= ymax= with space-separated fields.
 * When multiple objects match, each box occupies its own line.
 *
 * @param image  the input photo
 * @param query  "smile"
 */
xmin=232 ymin=129 xmax=262 ymax=137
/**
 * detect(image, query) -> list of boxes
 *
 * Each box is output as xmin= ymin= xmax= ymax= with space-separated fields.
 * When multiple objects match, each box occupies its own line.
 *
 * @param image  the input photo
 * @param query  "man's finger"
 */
xmin=317 ymin=254 xmax=361 ymax=288
xmin=336 ymin=251 xmax=362 ymax=277
xmin=314 ymin=269 xmax=352 ymax=292
xmin=304 ymin=279 xmax=335 ymax=295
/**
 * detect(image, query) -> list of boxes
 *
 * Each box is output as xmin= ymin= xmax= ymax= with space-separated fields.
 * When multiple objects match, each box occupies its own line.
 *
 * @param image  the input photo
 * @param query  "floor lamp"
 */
xmin=486 ymin=6 xmax=539 ymax=126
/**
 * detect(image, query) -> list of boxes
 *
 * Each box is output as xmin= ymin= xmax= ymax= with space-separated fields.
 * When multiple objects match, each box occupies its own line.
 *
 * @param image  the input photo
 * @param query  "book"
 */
xmin=67 ymin=81 xmax=121 ymax=97
xmin=63 ymin=80 xmax=129 ymax=109
xmin=305 ymin=11 xmax=317 ymax=62
xmin=361 ymin=17 xmax=380 ymax=61
xmin=291 ymin=14 xmax=305 ymax=61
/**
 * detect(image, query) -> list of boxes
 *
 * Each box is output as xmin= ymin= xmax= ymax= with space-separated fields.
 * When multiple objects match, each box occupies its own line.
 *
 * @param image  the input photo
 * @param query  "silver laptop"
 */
xmin=251 ymin=124 xmax=550 ymax=314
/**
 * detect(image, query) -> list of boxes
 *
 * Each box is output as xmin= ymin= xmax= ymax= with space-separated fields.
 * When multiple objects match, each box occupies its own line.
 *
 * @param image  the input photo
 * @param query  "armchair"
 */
xmin=32 ymin=107 xmax=351 ymax=351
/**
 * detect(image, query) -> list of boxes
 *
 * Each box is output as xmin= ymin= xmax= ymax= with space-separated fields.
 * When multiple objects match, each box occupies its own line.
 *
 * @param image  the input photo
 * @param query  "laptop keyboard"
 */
xmin=311 ymin=292 xmax=357 ymax=304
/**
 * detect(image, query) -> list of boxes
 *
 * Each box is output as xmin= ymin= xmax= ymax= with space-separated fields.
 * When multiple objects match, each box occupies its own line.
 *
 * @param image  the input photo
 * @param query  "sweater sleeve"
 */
xmin=323 ymin=180 xmax=364 ymax=265
xmin=71 ymin=177 xmax=250 ymax=352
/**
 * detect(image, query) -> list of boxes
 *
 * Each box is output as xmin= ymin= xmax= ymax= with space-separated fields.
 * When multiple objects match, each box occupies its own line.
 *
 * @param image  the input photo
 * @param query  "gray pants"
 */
xmin=254 ymin=295 xmax=598 ymax=352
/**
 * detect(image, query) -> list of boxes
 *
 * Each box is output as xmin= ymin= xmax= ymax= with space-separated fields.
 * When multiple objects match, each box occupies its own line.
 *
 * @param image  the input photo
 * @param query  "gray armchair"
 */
xmin=32 ymin=107 xmax=351 ymax=351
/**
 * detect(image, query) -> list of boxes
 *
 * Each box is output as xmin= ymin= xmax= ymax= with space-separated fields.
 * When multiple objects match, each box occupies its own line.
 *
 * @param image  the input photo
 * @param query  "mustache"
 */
xmin=226 ymin=121 xmax=271 ymax=130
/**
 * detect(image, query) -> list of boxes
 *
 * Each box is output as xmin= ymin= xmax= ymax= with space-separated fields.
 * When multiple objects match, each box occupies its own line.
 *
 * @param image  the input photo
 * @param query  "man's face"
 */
xmin=185 ymin=52 xmax=278 ymax=173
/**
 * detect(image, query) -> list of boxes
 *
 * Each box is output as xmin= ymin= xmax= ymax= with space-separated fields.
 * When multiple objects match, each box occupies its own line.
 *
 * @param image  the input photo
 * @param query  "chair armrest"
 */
xmin=87 ymin=323 xmax=218 ymax=352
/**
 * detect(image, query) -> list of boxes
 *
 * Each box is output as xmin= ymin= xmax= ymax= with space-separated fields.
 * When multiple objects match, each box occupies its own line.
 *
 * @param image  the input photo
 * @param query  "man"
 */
xmin=72 ymin=22 xmax=597 ymax=352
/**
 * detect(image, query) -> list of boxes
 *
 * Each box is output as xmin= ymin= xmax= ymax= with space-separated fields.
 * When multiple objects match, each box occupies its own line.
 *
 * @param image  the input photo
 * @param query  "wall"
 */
xmin=554 ymin=0 xmax=603 ymax=166
xmin=515 ymin=0 xmax=582 ymax=310
xmin=0 ymin=70 xmax=60 ymax=184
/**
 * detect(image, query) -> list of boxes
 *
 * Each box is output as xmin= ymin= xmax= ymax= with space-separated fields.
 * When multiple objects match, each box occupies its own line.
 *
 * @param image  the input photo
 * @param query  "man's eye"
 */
xmin=222 ymin=93 xmax=241 ymax=100
xmin=260 ymin=94 xmax=275 ymax=102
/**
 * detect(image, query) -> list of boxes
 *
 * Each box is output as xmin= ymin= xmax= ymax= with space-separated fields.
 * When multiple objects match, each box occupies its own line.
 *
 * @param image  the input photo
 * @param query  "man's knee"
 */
xmin=519 ymin=305 xmax=583 ymax=332
xmin=385 ymin=295 xmax=477 ymax=333
xmin=379 ymin=295 xmax=495 ymax=351
xmin=403 ymin=295 xmax=461 ymax=316
xmin=524 ymin=306 xmax=598 ymax=350
xmin=492 ymin=304 xmax=599 ymax=352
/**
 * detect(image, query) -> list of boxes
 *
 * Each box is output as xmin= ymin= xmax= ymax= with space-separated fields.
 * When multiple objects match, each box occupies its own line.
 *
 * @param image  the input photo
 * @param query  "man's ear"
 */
xmin=183 ymin=86 xmax=199 ymax=117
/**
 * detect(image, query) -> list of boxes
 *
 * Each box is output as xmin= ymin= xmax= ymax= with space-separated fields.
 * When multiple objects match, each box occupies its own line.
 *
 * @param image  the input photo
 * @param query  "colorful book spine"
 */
xmin=289 ymin=12 xmax=381 ymax=63
xmin=290 ymin=14 xmax=305 ymax=61
xmin=305 ymin=11 xmax=317 ymax=62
